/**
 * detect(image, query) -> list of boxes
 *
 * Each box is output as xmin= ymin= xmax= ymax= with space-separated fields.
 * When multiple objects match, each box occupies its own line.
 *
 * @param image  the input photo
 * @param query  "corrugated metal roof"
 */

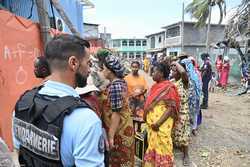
xmin=79 ymin=0 xmax=94 ymax=8
xmin=145 ymin=31 xmax=165 ymax=38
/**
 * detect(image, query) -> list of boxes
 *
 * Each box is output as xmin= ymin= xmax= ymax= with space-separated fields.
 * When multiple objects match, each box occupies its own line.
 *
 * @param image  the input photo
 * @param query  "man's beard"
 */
xmin=75 ymin=71 xmax=87 ymax=88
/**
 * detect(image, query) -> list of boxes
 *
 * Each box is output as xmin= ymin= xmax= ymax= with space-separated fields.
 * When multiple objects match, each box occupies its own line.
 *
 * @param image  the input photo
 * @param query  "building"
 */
xmin=162 ymin=21 xmax=225 ymax=57
xmin=145 ymin=31 xmax=166 ymax=56
xmin=146 ymin=21 xmax=243 ymax=83
xmin=110 ymin=38 xmax=147 ymax=60
xmin=145 ymin=21 xmax=225 ymax=58
xmin=0 ymin=0 xmax=92 ymax=35
xmin=82 ymin=23 xmax=105 ymax=54
xmin=99 ymin=33 xmax=112 ymax=48
xmin=83 ymin=22 xmax=99 ymax=38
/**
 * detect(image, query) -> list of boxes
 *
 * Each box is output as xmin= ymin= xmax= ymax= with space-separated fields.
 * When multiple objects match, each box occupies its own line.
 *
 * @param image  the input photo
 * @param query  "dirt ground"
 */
xmin=142 ymin=71 xmax=250 ymax=167
xmin=175 ymin=92 xmax=250 ymax=167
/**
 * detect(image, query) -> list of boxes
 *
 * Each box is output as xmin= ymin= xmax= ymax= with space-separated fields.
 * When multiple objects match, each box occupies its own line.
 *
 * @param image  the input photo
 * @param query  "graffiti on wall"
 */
xmin=3 ymin=43 xmax=41 ymax=85
xmin=0 ymin=10 xmax=43 ymax=149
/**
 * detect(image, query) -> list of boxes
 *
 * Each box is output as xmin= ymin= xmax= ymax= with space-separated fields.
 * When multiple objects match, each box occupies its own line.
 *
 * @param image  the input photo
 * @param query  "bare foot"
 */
xmin=192 ymin=129 xmax=197 ymax=136
xmin=183 ymin=155 xmax=190 ymax=166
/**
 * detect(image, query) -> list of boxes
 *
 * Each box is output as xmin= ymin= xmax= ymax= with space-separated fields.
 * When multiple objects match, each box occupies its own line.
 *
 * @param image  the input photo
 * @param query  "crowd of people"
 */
xmin=141 ymin=53 xmax=212 ymax=166
xmin=11 ymin=34 xmax=241 ymax=167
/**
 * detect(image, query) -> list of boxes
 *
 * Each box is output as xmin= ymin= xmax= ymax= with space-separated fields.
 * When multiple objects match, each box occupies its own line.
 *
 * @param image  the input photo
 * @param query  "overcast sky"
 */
xmin=84 ymin=0 xmax=241 ymax=38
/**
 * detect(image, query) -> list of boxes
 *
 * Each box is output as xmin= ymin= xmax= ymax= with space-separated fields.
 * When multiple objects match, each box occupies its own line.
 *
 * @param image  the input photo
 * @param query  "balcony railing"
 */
xmin=165 ymin=36 xmax=181 ymax=47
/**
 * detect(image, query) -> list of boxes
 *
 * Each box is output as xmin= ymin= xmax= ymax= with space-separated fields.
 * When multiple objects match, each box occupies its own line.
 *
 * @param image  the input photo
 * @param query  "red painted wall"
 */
xmin=0 ymin=10 xmax=43 ymax=150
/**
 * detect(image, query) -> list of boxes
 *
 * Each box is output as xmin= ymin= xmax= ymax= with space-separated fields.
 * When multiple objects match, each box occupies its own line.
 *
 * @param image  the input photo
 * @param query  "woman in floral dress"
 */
xmin=101 ymin=55 xmax=134 ymax=167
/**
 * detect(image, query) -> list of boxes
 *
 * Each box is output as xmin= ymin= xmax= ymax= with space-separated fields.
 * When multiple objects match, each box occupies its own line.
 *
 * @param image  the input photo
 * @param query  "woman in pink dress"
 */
xmin=219 ymin=56 xmax=230 ymax=89
xmin=215 ymin=55 xmax=223 ymax=81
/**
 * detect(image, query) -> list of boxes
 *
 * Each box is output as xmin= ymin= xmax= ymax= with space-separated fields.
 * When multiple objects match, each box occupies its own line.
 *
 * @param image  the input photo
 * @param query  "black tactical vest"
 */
xmin=13 ymin=86 xmax=90 ymax=167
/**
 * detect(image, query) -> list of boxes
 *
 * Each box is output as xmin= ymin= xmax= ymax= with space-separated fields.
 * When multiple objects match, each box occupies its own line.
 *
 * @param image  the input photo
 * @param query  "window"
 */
xmin=136 ymin=52 xmax=141 ymax=59
xmin=129 ymin=52 xmax=134 ymax=59
xmin=159 ymin=36 xmax=162 ymax=43
xmin=166 ymin=27 xmax=180 ymax=38
xmin=169 ymin=52 xmax=178 ymax=56
xmin=123 ymin=52 xmax=127 ymax=58
xmin=113 ymin=40 xmax=121 ymax=47
xmin=150 ymin=37 xmax=155 ymax=48
xmin=136 ymin=40 xmax=141 ymax=46
xmin=129 ymin=40 xmax=135 ymax=46
xmin=122 ymin=40 xmax=127 ymax=46
xmin=142 ymin=40 xmax=147 ymax=46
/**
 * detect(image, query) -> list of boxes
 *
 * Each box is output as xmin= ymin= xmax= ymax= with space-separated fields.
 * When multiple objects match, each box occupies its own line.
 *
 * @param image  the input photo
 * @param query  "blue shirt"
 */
xmin=13 ymin=80 xmax=104 ymax=167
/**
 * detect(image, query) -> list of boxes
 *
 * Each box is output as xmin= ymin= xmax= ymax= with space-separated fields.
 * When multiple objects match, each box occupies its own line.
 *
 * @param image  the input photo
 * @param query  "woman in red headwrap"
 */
xmin=143 ymin=63 xmax=180 ymax=167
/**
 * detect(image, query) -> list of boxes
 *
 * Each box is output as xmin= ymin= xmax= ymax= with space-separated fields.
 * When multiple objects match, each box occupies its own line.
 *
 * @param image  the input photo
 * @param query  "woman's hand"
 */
xmin=105 ymin=138 xmax=110 ymax=151
xmin=143 ymin=112 xmax=147 ymax=122
xmin=151 ymin=123 xmax=160 ymax=131
xmin=108 ymin=137 xmax=114 ymax=149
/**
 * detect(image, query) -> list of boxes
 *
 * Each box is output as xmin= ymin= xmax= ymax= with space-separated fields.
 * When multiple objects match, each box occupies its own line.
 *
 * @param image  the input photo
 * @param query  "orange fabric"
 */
xmin=144 ymin=80 xmax=180 ymax=113
xmin=0 ymin=10 xmax=43 ymax=149
xmin=125 ymin=74 xmax=147 ymax=97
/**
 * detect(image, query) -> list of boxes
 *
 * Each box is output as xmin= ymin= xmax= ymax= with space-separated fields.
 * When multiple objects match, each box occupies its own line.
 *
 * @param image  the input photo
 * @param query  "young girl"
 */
xmin=209 ymin=72 xmax=217 ymax=92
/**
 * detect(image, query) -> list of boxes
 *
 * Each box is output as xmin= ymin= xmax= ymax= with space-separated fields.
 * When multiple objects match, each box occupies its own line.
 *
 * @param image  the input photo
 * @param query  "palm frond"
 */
xmin=185 ymin=0 xmax=210 ymax=27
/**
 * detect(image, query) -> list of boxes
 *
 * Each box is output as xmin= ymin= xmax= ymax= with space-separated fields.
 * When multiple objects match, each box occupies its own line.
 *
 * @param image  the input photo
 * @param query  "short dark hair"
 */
xmin=155 ymin=62 xmax=170 ymax=79
xmin=34 ymin=56 xmax=50 ymax=78
xmin=131 ymin=61 xmax=140 ymax=67
xmin=201 ymin=53 xmax=210 ymax=60
xmin=45 ymin=34 xmax=90 ymax=70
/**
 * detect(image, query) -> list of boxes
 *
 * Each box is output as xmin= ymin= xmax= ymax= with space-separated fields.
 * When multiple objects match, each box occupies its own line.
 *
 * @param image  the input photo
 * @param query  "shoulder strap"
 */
xmin=15 ymin=85 xmax=43 ymax=115
xmin=43 ymin=96 xmax=90 ymax=123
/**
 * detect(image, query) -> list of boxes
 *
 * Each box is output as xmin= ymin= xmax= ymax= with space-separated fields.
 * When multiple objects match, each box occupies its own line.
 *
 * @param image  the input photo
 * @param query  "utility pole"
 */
xmin=206 ymin=4 xmax=212 ymax=53
xmin=104 ymin=26 xmax=107 ymax=48
xmin=35 ymin=0 xmax=51 ymax=47
xmin=181 ymin=1 xmax=184 ymax=53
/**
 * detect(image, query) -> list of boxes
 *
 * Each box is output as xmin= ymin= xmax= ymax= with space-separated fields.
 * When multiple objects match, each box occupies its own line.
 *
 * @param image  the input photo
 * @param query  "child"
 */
xmin=209 ymin=72 xmax=217 ymax=92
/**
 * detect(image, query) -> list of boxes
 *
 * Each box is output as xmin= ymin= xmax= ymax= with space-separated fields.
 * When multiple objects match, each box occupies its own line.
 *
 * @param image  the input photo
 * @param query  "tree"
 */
xmin=224 ymin=0 xmax=249 ymax=59
xmin=217 ymin=0 xmax=249 ymax=90
xmin=185 ymin=0 xmax=226 ymax=52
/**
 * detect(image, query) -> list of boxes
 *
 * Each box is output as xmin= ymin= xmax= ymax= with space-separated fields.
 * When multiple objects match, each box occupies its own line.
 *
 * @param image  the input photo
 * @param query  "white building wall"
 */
xmin=154 ymin=33 xmax=165 ymax=49
xmin=83 ymin=24 xmax=99 ymax=38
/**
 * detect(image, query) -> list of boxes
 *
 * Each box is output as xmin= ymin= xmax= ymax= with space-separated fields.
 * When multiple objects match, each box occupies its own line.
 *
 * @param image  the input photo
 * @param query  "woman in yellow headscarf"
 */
xmin=143 ymin=56 xmax=150 ymax=73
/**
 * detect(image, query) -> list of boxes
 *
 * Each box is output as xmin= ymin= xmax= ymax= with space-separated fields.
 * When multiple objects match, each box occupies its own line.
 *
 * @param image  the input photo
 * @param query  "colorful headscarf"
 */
xmin=188 ymin=56 xmax=202 ymax=81
xmin=144 ymin=80 xmax=180 ymax=114
xmin=181 ymin=58 xmax=202 ymax=96
xmin=105 ymin=55 xmax=125 ymax=78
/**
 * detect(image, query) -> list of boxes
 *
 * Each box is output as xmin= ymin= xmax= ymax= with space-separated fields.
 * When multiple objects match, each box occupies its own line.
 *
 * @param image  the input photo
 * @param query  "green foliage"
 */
xmin=185 ymin=0 xmax=226 ymax=28
xmin=96 ymin=48 xmax=112 ymax=58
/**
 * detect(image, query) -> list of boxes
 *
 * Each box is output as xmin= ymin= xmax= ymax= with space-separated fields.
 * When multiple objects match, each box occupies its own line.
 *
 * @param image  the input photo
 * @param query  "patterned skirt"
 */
xmin=144 ymin=101 xmax=174 ymax=167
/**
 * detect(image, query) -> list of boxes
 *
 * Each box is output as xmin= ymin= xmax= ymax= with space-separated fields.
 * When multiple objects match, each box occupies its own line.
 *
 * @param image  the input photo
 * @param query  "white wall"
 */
xmin=146 ymin=32 xmax=165 ymax=49
xmin=83 ymin=24 xmax=99 ymax=38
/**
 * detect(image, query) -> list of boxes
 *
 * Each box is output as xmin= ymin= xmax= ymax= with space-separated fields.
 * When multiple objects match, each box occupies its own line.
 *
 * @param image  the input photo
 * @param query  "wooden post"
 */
xmin=35 ymin=0 xmax=51 ymax=47
xmin=206 ymin=4 xmax=212 ymax=53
